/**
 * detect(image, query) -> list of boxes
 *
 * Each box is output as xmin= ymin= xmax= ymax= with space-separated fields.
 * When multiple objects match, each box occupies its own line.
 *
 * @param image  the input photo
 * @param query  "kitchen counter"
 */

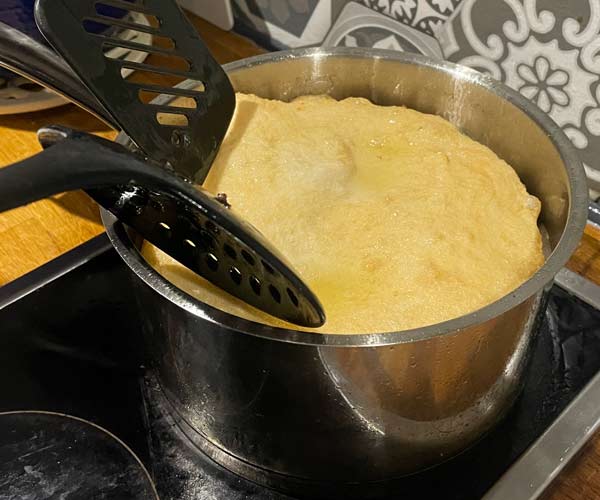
xmin=0 ymin=12 xmax=599 ymax=500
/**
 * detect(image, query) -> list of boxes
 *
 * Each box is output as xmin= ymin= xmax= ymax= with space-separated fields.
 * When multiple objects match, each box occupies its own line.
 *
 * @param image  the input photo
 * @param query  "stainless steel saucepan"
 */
xmin=103 ymin=48 xmax=587 ymax=497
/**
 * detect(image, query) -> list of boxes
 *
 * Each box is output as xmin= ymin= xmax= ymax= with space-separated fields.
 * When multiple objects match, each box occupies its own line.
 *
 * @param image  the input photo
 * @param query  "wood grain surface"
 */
xmin=0 ymin=12 xmax=599 ymax=499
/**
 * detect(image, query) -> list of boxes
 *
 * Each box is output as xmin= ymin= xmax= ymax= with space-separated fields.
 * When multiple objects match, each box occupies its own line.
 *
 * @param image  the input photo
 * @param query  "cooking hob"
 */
xmin=2 ymin=234 xmax=600 ymax=500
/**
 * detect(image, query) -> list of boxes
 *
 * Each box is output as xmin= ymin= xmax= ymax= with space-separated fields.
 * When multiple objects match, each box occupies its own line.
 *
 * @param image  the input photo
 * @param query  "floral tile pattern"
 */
xmin=231 ymin=0 xmax=600 ymax=196
xmin=515 ymin=55 xmax=570 ymax=113
xmin=437 ymin=0 xmax=600 ymax=194
xmin=360 ymin=0 xmax=464 ymax=35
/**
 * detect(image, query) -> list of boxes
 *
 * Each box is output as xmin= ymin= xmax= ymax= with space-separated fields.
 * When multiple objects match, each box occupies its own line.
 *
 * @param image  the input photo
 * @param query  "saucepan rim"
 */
xmin=102 ymin=47 xmax=588 ymax=347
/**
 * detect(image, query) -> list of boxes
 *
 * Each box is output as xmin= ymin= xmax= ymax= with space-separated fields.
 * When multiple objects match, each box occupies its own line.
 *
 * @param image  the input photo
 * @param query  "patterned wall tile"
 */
xmin=437 ymin=0 xmax=600 ymax=193
xmin=232 ymin=0 xmax=332 ymax=48
xmin=322 ymin=2 xmax=442 ymax=57
xmin=360 ymin=0 xmax=464 ymax=36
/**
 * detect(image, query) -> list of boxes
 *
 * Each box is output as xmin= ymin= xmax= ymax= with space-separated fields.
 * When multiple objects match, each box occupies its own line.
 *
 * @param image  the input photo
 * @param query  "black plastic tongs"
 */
xmin=0 ymin=0 xmax=325 ymax=327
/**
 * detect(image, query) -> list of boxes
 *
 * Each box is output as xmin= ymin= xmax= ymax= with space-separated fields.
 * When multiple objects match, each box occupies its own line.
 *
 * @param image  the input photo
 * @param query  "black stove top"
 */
xmin=1 ymin=235 xmax=600 ymax=500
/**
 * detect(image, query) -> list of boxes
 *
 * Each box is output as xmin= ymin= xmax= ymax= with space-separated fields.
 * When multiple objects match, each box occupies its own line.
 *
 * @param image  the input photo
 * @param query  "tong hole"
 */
xmin=139 ymin=90 xmax=197 ymax=108
xmin=197 ymin=229 xmax=215 ymax=249
xmin=249 ymin=276 xmax=261 ymax=295
xmin=82 ymin=19 xmax=113 ymax=34
xmin=157 ymin=221 xmax=171 ymax=238
xmin=106 ymin=45 xmax=191 ymax=72
xmin=84 ymin=18 xmax=171 ymax=47
xmin=229 ymin=267 xmax=242 ymax=285
xmin=120 ymin=65 xmax=180 ymax=82
xmin=15 ymin=81 xmax=41 ymax=92
xmin=107 ymin=47 xmax=148 ymax=62
xmin=262 ymin=260 xmax=275 ymax=275
xmin=287 ymin=288 xmax=299 ymax=307
xmin=96 ymin=5 xmax=159 ymax=27
xmin=95 ymin=2 xmax=157 ymax=22
xmin=224 ymin=244 xmax=236 ymax=259
xmin=156 ymin=112 xmax=189 ymax=126
xmin=269 ymin=285 xmax=281 ymax=303
xmin=241 ymin=249 xmax=255 ymax=266
xmin=186 ymin=79 xmax=206 ymax=92
xmin=184 ymin=239 xmax=196 ymax=248
xmin=94 ymin=3 xmax=129 ymax=19
xmin=120 ymin=30 xmax=174 ymax=49
xmin=206 ymin=253 xmax=218 ymax=271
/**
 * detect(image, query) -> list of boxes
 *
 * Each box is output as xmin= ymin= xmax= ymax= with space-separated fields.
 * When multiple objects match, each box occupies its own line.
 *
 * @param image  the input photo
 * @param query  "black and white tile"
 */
xmin=322 ymin=2 xmax=443 ymax=57
xmin=232 ymin=0 xmax=333 ymax=48
xmin=360 ymin=0 xmax=464 ymax=36
xmin=437 ymin=0 xmax=600 ymax=195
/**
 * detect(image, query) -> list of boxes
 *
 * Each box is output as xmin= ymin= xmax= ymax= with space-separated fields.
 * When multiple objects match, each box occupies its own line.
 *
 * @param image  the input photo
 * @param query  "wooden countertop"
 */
xmin=0 ymin=13 xmax=599 ymax=499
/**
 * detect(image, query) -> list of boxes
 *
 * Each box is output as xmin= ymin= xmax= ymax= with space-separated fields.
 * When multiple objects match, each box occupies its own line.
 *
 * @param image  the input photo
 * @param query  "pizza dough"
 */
xmin=141 ymin=93 xmax=544 ymax=334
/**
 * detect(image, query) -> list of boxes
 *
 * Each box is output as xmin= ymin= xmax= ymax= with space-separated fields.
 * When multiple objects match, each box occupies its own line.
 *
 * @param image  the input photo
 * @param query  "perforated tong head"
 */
xmin=0 ymin=127 xmax=326 ymax=328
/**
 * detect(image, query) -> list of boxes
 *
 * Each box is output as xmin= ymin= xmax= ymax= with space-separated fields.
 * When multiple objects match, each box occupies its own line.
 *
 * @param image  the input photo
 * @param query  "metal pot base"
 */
xmin=148 ymin=374 xmax=458 ymax=500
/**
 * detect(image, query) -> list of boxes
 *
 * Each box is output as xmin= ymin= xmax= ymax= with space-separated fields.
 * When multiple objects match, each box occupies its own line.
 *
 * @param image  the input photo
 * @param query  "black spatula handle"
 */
xmin=0 ymin=127 xmax=185 ymax=212
xmin=0 ymin=126 xmax=326 ymax=327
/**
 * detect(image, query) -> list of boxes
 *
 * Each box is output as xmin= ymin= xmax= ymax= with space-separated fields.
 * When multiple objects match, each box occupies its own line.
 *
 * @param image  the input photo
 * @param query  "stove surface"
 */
xmin=1 ymin=235 xmax=600 ymax=500
xmin=0 ymin=411 xmax=158 ymax=500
